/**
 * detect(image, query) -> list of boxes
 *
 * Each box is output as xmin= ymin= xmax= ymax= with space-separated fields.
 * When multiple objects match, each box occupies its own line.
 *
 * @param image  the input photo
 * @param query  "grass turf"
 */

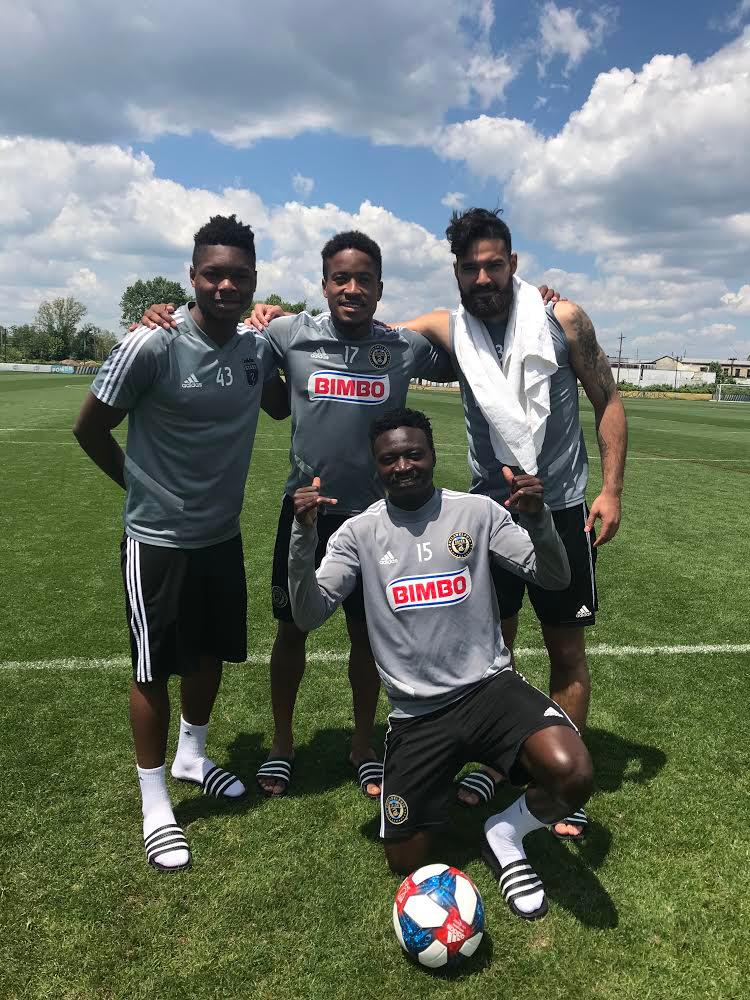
xmin=1 ymin=373 xmax=749 ymax=999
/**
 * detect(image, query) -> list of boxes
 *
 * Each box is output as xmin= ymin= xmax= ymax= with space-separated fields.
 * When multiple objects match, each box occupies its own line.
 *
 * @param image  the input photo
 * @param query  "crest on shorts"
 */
xmin=385 ymin=794 xmax=408 ymax=824
xmin=271 ymin=585 xmax=289 ymax=609
xmin=447 ymin=530 xmax=474 ymax=559
xmin=369 ymin=344 xmax=391 ymax=369
xmin=242 ymin=357 xmax=259 ymax=386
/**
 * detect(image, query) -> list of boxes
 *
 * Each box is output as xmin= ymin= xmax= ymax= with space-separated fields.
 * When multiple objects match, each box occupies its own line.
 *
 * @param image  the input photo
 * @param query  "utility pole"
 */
xmin=616 ymin=331 xmax=625 ymax=385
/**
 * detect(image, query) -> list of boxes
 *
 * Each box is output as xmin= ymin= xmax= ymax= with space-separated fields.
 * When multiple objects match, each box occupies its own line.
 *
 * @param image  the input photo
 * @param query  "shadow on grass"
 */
xmin=401 ymin=930 xmax=494 ymax=979
xmin=586 ymin=726 xmax=667 ymax=793
xmin=173 ymin=730 xmax=267 ymax=826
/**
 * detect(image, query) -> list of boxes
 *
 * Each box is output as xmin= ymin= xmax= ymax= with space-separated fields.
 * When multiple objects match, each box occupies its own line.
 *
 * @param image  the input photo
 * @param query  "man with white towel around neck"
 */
xmin=400 ymin=208 xmax=627 ymax=840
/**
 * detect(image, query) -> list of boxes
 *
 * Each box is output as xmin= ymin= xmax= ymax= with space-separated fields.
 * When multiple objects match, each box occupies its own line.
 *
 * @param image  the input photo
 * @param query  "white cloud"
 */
xmin=721 ymin=284 xmax=750 ymax=314
xmin=0 ymin=137 xmax=455 ymax=331
xmin=534 ymin=95 xmax=549 ymax=109
xmin=537 ymin=3 xmax=616 ymax=77
xmin=0 ymin=0 xmax=518 ymax=148
xmin=292 ymin=174 xmax=315 ymax=199
xmin=441 ymin=192 xmax=466 ymax=210
xmin=433 ymin=30 xmax=750 ymax=352
xmin=714 ymin=0 xmax=750 ymax=31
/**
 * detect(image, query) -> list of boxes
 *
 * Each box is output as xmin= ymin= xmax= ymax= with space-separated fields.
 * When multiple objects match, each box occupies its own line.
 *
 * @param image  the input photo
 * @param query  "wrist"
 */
xmin=599 ymin=485 xmax=623 ymax=499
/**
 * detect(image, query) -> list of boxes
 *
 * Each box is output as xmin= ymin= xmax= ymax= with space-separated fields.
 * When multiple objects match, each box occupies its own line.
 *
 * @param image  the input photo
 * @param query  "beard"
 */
xmin=459 ymin=284 xmax=513 ymax=320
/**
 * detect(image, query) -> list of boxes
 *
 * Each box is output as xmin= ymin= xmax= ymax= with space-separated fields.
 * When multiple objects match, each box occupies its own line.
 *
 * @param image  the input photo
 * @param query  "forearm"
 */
xmin=73 ymin=426 xmax=126 ymax=490
xmin=518 ymin=508 xmax=571 ymax=590
xmin=288 ymin=520 xmax=339 ymax=631
xmin=594 ymin=396 xmax=627 ymax=496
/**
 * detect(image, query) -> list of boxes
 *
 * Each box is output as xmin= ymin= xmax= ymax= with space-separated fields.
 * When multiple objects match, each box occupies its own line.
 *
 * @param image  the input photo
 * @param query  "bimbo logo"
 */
xmin=307 ymin=370 xmax=390 ymax=405
xmin=387 ymin=567 xmax=471 ymax=612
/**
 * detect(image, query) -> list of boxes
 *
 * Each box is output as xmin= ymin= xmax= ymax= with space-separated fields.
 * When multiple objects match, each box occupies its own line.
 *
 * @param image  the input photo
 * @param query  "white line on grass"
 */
xmin=2 ymin=643 xmax=748 ymax=671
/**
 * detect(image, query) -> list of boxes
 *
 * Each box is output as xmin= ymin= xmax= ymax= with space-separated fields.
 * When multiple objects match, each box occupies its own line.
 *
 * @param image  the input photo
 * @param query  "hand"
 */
xmin=502 ymin=466 xmax=544 ymax=514
xmin=129 ymin=303 xmax=178 ymax=332
xmin=537 ymin=285 xmax=566 ymax=305
xmin=585 ymin=492 xmax=621 ymax=547
xmin=244 ymin=302 xmax=288 ymax=331
xmin=293 ymin=476 xmax=338 ymax=526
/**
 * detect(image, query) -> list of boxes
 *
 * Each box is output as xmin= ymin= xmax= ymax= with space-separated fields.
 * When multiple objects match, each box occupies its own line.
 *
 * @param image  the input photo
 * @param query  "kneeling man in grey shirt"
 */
xmin=288 ymin=406 xmax=593 ymax=922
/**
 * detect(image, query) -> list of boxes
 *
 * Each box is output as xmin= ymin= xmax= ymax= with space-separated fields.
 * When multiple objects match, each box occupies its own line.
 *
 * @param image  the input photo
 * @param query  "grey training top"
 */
xmin=260 ymin=312 xmax=455 ymax=514
xmin=91 ymin=304 xmax=276 ymax=548
xmin=449 ymin=303 xmax=589 ymax=510
xmin=289 ymin=488 xmax=570 ymax=719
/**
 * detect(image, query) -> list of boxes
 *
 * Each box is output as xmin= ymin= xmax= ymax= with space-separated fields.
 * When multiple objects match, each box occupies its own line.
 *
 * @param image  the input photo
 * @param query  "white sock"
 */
xmin=485 ymin=794 xmax=546 ymax=915
xmin=137 ymin=765 xmax=190 ymax=870
xmin=171 ymin=717 xmax=245 ymax=798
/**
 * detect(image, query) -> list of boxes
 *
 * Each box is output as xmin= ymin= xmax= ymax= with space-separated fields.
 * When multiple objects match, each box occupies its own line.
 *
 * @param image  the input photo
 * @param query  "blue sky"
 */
xmin=1 ymin=0 xmax=749 ymax=360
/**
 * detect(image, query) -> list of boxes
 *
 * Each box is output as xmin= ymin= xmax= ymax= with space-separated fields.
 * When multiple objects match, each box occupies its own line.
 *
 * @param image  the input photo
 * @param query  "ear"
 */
xmin=189 ymin=264 xmax=196 ymax=288
xmin=510 ymin=252 xmax=518 ymax=276
xmin=453 ymin=261 xmax=459 ymax=282
xmin=321 ymin=276 xmax=329 ymax=303
xmin=377 ymin=280 xmax=383 ymax=302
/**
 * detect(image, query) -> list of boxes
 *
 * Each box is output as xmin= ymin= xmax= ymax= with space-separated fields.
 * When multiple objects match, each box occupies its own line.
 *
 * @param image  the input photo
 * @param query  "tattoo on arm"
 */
xmin=572 ymin=308 xmax=616 ymax=404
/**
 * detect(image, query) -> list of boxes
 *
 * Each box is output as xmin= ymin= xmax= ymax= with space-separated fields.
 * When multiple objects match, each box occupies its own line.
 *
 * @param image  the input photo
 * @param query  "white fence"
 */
xmin=0 ymin=362 xmax=75 ymax=374
xmin=612 ymin=365 xmax=715 ymax=388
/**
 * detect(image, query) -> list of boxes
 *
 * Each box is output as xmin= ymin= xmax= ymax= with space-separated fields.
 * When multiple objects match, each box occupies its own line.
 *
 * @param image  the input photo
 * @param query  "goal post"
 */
xmin=714 ymin=383 xmax=750 ymax=402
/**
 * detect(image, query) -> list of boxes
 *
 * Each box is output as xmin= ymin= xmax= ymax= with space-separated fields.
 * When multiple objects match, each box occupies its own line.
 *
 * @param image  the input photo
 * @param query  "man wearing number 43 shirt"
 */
xmin=288 ymin=408 xmax=593 ymax=921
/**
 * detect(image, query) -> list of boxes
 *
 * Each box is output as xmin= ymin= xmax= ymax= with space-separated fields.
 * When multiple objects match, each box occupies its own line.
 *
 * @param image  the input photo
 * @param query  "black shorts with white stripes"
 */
xmin=120 ymin=533 xmax=247 ymax=683
xmin=380 ymin=670 xmax=577 ymax=839
xmin=492 ymin=502 xmax=598 ymax=627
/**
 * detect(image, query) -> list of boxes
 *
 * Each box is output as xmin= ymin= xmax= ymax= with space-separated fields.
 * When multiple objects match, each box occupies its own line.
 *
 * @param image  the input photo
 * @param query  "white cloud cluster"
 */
xmin=0 ymin=137 xmax=456 ymax=330
xmin=537 ymin=2 xmax=615 ymax=77
xmin=433 ymin=30 xmax=750 ymax=355
xmin=0 ymin=0 xmax=514 ymax=148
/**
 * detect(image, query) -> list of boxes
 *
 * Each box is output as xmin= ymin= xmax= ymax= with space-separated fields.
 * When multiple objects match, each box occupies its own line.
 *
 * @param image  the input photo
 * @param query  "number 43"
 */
xmin=216 ymin=366 xmax=233 ymax=387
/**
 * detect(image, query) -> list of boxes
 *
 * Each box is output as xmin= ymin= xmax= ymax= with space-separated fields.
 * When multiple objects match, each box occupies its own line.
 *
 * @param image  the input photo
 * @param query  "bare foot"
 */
xmin=349 ymin=748 xmax=381 ymax=798
xmin=257 ymin=745 xmax=294 ymax=796
xmin=552 ymin=820 xmax=584 ymax=838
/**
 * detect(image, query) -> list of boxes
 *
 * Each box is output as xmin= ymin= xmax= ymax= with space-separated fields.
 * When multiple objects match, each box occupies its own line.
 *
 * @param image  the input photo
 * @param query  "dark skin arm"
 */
xmin=554 ymin=300 xmax=627 ymax=546
xmin=72 ymin=392 xmax=128 ymax=489
xmin=260 ymin=372 xmax=290 ymax=420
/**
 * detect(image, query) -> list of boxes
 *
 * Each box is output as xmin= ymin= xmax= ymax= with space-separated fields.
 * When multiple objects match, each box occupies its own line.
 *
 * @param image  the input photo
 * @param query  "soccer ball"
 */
xmin=393 ymin=863 xmax=484 ymax=969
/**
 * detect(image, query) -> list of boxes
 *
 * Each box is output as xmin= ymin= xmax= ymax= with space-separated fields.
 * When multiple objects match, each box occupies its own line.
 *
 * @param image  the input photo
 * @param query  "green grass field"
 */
xmin=1 ymin=373 xmax=749 ymax=1000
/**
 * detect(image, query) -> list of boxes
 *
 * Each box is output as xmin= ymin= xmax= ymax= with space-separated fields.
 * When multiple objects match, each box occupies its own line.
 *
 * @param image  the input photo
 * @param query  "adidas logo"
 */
xmin=181 ymin=373 xmax=202 ymax=388
xmin=544 ymin=706 xmax=563 ymax=718
xmin=575 ymin=605 xmax=591 ymax=619
xmin=310 ymin=347 xmax=330 ymax=360
xmin=379 ymin=550 xmax=398 ymax=565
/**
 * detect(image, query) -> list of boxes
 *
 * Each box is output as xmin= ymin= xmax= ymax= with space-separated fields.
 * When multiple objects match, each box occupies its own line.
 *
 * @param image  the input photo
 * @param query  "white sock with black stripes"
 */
xmin=137 ymin=765 xmax=190 ymax=870
xmin=171 ymin=717 xmax=245 ymax=798
xmin=485 ymin=794 xmax=546 ymax=915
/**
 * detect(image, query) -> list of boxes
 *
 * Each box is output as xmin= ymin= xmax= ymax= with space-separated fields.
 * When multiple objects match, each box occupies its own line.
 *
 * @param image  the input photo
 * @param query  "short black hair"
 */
xmin=193 ymin=214 xmax=256 ymax=265
xmin=321 ymin=230 xmax=382 ymax=279
xmin=445 ymin=207 xmax=512 ymax=258
xmin=369 ymin=407 xmax=435 ymax=453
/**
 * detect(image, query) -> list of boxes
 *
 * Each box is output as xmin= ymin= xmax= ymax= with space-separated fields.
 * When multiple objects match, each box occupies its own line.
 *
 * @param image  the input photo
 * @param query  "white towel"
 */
xmin=453 ymin=275 xmax=558 ymax=475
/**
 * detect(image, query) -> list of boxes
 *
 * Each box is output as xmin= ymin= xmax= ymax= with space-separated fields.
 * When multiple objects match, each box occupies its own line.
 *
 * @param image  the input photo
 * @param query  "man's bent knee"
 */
xmin=384 ymin=831 xmax=432 ymax=876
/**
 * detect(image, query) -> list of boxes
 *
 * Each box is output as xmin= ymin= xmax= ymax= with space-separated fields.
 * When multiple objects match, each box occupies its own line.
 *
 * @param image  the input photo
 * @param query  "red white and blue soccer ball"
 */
xmin=393 ymin=863 xmax=485 ymax=969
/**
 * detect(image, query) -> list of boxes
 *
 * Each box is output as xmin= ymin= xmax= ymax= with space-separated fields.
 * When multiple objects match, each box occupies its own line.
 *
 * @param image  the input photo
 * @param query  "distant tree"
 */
xmin=120 ymin=277 xmax=188 ymax=328
xmin=708 ymin=361 xmax=736 ymax=385
xmin=242 ymin=293 xmax=321 ymax=320
xmin=71 ymin=323 xmax=118 ymax=361
xmin=34 ymin=297 xmax=87 ymax=359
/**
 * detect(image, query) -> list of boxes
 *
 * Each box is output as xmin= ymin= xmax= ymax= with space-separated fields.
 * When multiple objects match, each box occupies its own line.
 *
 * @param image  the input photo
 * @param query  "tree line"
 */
xmin=0 ymin=276 xmax=319 ymax=365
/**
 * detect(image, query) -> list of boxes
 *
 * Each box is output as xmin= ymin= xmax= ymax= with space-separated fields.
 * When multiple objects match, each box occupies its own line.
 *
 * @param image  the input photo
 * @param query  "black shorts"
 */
xmin=270 ymin=494 xmax=366 ymax=624
xmin=380 ymin=670 xmax=577 ymax=839
xmin=493 ymin=502 xmax=598 ymax=627
xmin=120 ymin=533 xmax=247 ymax=682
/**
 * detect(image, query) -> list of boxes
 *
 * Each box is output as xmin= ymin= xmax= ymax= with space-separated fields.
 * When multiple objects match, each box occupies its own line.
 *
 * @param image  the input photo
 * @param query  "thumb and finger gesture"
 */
xmin=502 ymin=465 xmax=544 ymax=514
xmin=585 ymin=493 xmax=621 ymax=548
xmin=293 ymin=476 xmax=338 ymax=526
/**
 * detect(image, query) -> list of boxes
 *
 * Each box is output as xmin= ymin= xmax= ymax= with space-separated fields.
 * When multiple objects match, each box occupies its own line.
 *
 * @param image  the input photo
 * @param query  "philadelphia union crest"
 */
xmin=385 ymin=794 xmax=409 ymax=824
xmin=447 ymin=531 xmax=474 ymax=559
xmin=369 ymin=344 xmax=391 ymax=369
xmin=271 ymin=586 xmax=289 ymax=609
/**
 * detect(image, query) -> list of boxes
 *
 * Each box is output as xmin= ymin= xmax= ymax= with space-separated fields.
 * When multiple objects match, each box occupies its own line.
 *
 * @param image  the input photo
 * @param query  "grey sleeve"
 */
xmin=254 ymin=333 xmax=283 ymax=383
xmin=488 ymin=502 xmax=571 ymax=590
xmin=403 ymin=329 xmax=456 ymax=382
xmin=288 ymin=517 xmax=361 ymax=631
xmin=263 ymin=315 xmax=301 ymax=363
xmin=90 ymin=329 xmax=161 ymax=409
